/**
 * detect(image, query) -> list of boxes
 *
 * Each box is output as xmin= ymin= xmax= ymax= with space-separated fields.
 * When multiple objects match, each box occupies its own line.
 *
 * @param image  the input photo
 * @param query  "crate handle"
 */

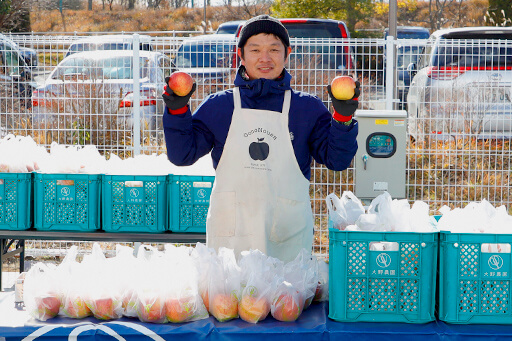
xmin=369 ymin=241 xmax=399 ymax=251
xmin=481 ymin=243 xmax=511 ymax=253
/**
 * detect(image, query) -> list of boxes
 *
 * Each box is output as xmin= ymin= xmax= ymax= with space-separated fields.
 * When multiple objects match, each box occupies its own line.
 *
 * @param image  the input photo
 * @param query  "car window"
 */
xmin=99 ymin=43 xmax=131 ymax=50
xmin=434 ymin=41 xmax=512 ymax=67
xmin=397 ymin=46 xmax=422 ymax=68
xmin=283 ymin=23 xmax=340 ymax=38
xmin=53 ymin=58 xmax=91 ymax=79
xmin=158 ymin=55 xmax=172 ymax=78
xmin=216 ymin=25 xmax=239 ymax=35
xmin=175 ymin=42 xmax=232 ymax=68
xmin=0 ymin=43 xmax=22 ymax=76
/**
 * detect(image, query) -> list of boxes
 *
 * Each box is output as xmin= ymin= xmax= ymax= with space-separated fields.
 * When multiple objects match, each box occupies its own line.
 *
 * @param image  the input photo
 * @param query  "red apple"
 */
xmin=89 ymin=297 xmax=117 ymax=320
xmin=137 ymin=296 xmax=166 ymax=323
xmin=164 ymin=297 xmax=195 ymax=323
xmin=238 ymin=295 xmax=270 ymax=324
xmin=63 ymin=296 xmax=91 ymax=318
xmin=209 ymin=293 xmax=238 ymax=322
xmin=330 ymin=76 xmax=356 ymax=100
xmin=168 ymin=71 xmax=194 ymax=97
xmin=34 ymin=294 xmax=61 ymax=320
xmin=122 ymin=289 xmax=138 ymax=317
xmin=272 ymin=293 xmax=303 ymax=322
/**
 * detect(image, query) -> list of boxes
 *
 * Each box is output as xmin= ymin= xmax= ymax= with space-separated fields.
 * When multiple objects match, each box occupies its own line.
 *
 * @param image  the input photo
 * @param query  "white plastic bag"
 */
xmin=24 ymin=263 xmax=61 ymax=321
xmin=326 ymin=191 xmax=365 ymax=230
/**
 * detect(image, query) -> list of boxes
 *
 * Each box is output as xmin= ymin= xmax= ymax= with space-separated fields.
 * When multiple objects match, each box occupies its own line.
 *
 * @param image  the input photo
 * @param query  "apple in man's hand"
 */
xmin=330 ymin=76 xmax=357 ymax=100
xmin=167 ymin=71 xmax=194 ymax=96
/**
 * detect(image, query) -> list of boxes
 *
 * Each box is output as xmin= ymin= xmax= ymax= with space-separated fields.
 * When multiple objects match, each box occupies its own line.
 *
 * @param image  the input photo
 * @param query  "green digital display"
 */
xmin=366 ymin=133 xmax=396 ymax=158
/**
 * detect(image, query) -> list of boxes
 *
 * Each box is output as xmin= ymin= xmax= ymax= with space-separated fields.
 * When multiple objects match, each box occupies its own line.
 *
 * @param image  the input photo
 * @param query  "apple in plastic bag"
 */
xmin=238 ymin=295 xmax=270 ymax=323
xmin=210 ymin=293 xmax=238 ymax=322
xmin=330 ymin=76 xmax=356 ymax=100
xmin=272 ymin=293 xmax=303 ymax=322
xmin=90 ymin=297 xmax=116 ymax=320
xmin=34 ymin=294 xmax=61 ymax=320
xmin=201 ymin=290 xmax=209 ymax=312
xmin=165 ymin=297 xmax=195 ymax=323
xmin=63 ymin=296 xmax=91 ymax=318
xmin=137 ymin=297 xmax=166 ymax=323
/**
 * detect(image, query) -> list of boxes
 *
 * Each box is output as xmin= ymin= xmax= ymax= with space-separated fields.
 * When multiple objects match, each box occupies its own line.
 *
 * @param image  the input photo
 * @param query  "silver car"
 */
xmin=31 ymin=50 xmax=171 ymax=129
xmin=407 ymin=27 xmax=512 ymax=140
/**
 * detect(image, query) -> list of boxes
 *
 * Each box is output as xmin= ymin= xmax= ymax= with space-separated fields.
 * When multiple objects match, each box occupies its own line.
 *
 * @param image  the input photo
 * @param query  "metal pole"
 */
xmin=388 ymin=0 xmax=398 ymax=110
xmin=132 ymin=33 xmax=141 ymax=156
xmin=203 ymin=0 xmax=207 ymax=33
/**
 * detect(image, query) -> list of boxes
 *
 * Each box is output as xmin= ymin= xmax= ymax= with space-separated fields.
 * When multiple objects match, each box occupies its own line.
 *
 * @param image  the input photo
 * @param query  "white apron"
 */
xmin=206 ymin=87 xmax=314 ymax=262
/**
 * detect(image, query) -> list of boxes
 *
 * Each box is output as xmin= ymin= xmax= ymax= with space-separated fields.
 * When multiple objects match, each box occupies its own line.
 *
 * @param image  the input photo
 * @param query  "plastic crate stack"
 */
xmin=327 ymin=193 xmax=512 ymax=325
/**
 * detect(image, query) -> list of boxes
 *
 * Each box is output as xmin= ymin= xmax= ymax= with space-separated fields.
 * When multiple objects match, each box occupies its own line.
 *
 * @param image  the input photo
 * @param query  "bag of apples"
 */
xmin=57 ymin=246 xmax=92 ymax=319
xmin=24 ymin=262 xmax=61 ymax=321
xmin=283 ymin=249 xmax=319 ymax=310
xmin=163 ymin=245 xmax=209 ymax=323
xmin=238 ymin=250 xmax=281 ymax=323
xmin=82 ymin=243 xmax=123 ymax=320
xmin=207 ymin=247 xmax=241 ymax=322
xmin=270 ymin=279 xmax=304 ymax=322
xmin=190 ymin=243 xmax=216 ymax=313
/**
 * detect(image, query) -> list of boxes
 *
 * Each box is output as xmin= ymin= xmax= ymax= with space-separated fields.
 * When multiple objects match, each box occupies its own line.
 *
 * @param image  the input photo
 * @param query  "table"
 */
xmin=0 ymin=229 xmax=206 ymax=290
xmin=1 ymin=291 xmax=512 ymax=341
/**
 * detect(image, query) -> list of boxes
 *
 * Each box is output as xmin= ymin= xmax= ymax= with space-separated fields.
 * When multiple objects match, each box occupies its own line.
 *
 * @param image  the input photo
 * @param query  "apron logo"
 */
xmin=249 ymin=138 xmax=269 ymax=161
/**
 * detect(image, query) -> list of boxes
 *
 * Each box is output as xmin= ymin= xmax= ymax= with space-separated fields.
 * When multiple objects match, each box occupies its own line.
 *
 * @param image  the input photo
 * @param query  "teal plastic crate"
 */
xmin=34 ymin=173 xmax=101 ymax=231
xmin=168 ymin=175 xmax=214 ymax=233
xmin=439 ymin=231 xmax=512 ymax=324
xmin=102 ymin=175 xmax=167 ymax=233
xmin=0 ymin=173 xmax=32 ymax=230
xmin=329 ymin=228 xmax=438 ymax=323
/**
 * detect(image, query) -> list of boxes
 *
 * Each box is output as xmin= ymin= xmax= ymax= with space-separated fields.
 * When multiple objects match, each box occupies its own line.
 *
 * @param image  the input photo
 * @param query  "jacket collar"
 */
xmin=234 ymin=65 xmax=292 ymax=98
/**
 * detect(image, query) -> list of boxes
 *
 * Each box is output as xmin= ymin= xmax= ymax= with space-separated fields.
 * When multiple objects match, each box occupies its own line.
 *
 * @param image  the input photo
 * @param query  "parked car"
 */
xmin=173 ymin=34 xmax=236 ymax=84
xmin=383 ymin=27 xmax=430 ymax=109
xmin=0 ymin=35 xmax=35 ymax=109
xmin=215 ymin=20 xmax=245 ymax=35
xmin=0 ymin=33 xmax=38 ymax=69
xmin=407 ymin=27 xmax=512 ymax=140
xmin=233 ymin=18 xmax=355 ymax=72
xmin=31 ymin=50 xmax=171 ymax=129
xmin=65 ymin=34 xmax=154 ymax=58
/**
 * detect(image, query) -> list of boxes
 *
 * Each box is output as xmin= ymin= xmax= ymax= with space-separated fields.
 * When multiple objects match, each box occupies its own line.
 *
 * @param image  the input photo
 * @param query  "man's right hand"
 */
xmin=162 ymin=77 xmax=196 ymax=111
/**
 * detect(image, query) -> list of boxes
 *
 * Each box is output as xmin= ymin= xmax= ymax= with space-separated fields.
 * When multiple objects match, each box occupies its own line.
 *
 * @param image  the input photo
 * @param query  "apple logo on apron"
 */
xmin=249 ymin=138 xmax=269 ymax=160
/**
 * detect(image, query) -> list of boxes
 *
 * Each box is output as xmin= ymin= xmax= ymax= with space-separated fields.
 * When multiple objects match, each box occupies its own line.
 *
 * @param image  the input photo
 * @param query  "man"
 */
xmin=163 ymin=15 xmax=359 ymax=262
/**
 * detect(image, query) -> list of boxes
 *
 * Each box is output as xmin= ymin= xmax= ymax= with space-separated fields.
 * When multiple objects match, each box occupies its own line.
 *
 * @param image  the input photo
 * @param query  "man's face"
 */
xmin=238 ymin=33 xmax=291 ymax=80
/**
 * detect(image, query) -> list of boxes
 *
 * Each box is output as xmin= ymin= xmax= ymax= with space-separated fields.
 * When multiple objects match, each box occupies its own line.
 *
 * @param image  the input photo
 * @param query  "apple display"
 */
xmin=167 ymin=71 xmax=194 ymax=97
xmin=34 ymin=294 xmax=61 ymax=320
xmin=165 ymin=296 xmax=195 ymax=323
xmin=209 ymin=293 xmax=238 ymax=322
xmin=137 ymin=296 xmax=166 ymax=324
xmin=238 ymin=295 xmax=270 ymax=324
xmin=272 ymin=293 xmax=303 ymax=322
xmin=330 ymin=76 xmax=356 ymax=101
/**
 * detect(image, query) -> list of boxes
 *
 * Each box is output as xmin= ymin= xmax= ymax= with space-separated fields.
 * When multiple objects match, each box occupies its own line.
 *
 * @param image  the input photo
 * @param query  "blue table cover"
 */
xmin=2 ymin=302 xmax=512 ymax=340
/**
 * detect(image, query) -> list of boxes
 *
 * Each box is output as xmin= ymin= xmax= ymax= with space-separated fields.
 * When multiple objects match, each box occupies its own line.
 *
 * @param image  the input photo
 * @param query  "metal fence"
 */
xmin=1 ymin=31 xmax=511 ymax=262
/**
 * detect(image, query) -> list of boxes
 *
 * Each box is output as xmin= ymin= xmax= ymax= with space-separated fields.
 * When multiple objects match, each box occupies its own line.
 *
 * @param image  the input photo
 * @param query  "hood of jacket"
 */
xmin=234 ymin=65 xmax=292 ymax=99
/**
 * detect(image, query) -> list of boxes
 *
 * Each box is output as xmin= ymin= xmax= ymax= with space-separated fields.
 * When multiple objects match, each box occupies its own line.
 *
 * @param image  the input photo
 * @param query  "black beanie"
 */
xmin=237 ymin=15 xmax=290 ymax=48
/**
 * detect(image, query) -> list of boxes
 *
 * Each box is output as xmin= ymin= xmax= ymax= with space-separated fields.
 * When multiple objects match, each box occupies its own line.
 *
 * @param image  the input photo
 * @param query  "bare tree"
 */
xmin=220 ymin=0 xmax=272 ymax=19
xmin=0 ymin=0 xmax=30 ymax=31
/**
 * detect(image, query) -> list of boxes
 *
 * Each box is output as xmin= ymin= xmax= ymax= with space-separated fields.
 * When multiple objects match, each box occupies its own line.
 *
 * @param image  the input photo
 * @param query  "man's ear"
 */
xmin=237 ymin=48 xmax=244 ymax=65
xmin=285 ymin=46 xmax=292 ymax=62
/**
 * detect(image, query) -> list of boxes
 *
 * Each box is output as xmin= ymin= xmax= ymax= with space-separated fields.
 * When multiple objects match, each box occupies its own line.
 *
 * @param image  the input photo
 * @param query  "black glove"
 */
xmin=162 ymin=77 xmax=196 ymax=111
xmin=327 ymin=80 xmax=360 ymax=118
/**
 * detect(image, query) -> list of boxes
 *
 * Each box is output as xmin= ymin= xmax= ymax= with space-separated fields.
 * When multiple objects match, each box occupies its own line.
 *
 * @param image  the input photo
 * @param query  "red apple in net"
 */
xmin=238 ymin=295 xmax=270 ymax=324
xmin=167 ymin=71 xmax=194 ymax=97
xmin=272 ymin=293 xmax=303 ymax=322
xmin=330 ymin=76 xmax=357 ymax=100
xmin=34 ymin=294 xmax=61 ymax=320
xmin=137 ymin=296 xmax=166 ymax=323
xmin=164 ymin=296 xmax=195 ymax=323
xmin=209 ymin=293 xmax=238 ymax=322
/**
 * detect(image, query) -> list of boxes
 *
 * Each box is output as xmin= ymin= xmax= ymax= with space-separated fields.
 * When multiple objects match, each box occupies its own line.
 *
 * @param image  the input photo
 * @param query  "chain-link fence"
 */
xmin=1 ymin=31 xmax=511 ymax=272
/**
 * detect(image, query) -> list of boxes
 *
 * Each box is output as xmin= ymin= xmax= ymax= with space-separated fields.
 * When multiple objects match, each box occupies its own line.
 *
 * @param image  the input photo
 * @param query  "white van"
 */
xmin=65 ymin=34 xmax=153 ymax=58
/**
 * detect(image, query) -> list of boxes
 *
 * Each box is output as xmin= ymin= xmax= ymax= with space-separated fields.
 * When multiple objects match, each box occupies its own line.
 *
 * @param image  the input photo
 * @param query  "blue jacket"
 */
xmin=163 ymin=68 xmax=358 ymax=180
